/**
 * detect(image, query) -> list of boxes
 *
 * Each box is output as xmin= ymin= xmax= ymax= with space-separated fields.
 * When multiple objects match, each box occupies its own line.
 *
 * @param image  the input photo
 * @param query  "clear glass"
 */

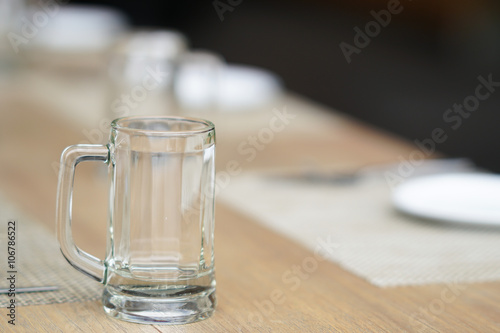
xmin=56 ymin=116 xmax=216 ymax=325
xmin=106 ymin=30 xmax=188 ymax=120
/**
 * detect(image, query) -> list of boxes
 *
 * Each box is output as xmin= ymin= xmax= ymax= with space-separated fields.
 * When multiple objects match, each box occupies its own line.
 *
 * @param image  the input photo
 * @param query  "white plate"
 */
xmin=392 ymin=173 xmax=500 ymax=226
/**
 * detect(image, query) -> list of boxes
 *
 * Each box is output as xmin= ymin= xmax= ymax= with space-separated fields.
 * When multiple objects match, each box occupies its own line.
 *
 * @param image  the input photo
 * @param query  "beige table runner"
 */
xmin=218 ymin=172 xmax=500 ymax=287
xmin=0 ymin=195 xmax=102 ymax=307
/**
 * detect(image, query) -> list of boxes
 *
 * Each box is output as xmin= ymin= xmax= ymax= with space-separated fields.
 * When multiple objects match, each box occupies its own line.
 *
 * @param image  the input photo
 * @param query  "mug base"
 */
xmin=102 ymin=284 xmax=216 ymax=325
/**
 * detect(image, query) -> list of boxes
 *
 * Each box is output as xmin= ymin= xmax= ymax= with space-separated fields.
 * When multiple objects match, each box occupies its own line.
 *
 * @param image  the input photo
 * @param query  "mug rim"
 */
xmin=111 ymin=116 xmax=215 ymax=136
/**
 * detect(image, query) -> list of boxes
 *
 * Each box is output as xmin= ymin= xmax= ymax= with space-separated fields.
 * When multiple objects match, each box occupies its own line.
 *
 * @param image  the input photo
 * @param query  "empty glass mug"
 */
xmin=56 ymin=116 xmax=216 ymax=324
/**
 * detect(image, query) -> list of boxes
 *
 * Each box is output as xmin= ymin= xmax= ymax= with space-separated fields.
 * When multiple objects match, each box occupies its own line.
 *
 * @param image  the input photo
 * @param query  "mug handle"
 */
xmin=56 ymin=144 xmax=109 ymax=283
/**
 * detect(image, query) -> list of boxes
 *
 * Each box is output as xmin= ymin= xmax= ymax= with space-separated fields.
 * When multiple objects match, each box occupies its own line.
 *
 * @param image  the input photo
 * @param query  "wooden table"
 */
xmin=0 ymin=72 xmax=498 ymax=332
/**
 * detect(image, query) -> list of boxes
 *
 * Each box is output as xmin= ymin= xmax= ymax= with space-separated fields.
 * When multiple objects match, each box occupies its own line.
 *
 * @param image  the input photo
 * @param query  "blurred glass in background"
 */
xmin=108 ymin=30 xmax=187 ymax=121
xmin=174 ymin=50 xmax=224 ymax=112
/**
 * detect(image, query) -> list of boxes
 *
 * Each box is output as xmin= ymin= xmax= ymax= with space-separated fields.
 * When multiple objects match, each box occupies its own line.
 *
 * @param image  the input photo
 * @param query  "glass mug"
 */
xmin=56 ymin=116 xmax=216 ymax=324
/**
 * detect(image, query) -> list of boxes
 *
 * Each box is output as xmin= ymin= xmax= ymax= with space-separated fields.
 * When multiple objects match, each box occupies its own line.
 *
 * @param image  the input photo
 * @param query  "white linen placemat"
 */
xmin=218 ymin=173 xmax=500 ymax=287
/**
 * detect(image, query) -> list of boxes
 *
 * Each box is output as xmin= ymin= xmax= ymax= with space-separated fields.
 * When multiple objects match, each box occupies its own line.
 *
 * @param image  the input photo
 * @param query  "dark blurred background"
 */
xmin=73 ymin=0 xmax=500 ymax=172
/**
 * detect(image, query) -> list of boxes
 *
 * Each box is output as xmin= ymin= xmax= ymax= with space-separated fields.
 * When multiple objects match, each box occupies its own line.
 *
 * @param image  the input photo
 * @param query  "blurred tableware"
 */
xmin=108 ymin=30 xmax=188 ymax=118
xmin=392 ymin=173 xmax=500 ymax=226
xmin=56 ymin=116 xmax=217 ymax=324
xmin=216 ymin=64 xmax=283 ymax=111
xmin=358 ymin=158 xmax=477 ymax=179
xmin=174 ymin=50 xmax=224 ymax=111
xmin=270 ymin=158 xmax=476 ymax=186
xmin=31 ymin=6 xmax=127 ymax=53
xmin=175 ymin=62 xmax=283 ymax=113
xmin=24 ymin=5 xmax=128 ymax=71
xmin=12 ymin=6 xmax=128 ymax=129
